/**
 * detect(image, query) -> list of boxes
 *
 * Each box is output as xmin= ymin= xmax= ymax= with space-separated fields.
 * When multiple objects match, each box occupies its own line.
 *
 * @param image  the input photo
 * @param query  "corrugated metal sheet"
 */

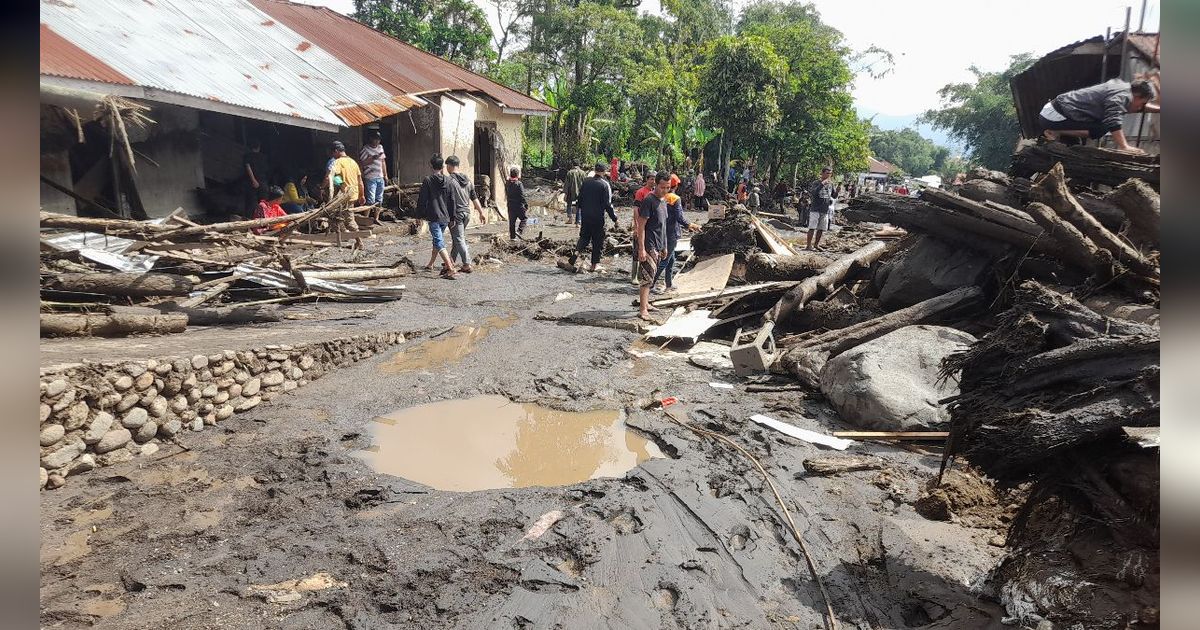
xmin=39 ymin=0 xmax=421 ymax=127
xmin=40 ymin=23 xmax=133 ymax=86
xmin=251 ymin=0 xmax=553 ymax=114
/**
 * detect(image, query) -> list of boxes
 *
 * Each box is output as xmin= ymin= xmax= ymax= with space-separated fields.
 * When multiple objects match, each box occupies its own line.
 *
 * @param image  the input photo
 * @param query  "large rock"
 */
xmin=875 ymin=235 xmax=990 ymax=310
xmin=819 ymin=325 xmax=975 ymax=431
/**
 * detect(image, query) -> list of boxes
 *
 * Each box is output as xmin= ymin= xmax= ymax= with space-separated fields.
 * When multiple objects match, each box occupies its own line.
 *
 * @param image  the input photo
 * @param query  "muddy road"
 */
xmin=41 ymin=213 xmax=1010 ymax=629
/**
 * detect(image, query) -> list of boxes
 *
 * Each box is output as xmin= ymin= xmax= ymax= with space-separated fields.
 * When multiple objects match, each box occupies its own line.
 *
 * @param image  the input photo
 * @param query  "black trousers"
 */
xmin=576 ymin=219 xmax=606 ymax=266
xmin=508 ymin=207 xmax=527 ymax=239
xmin=695 ymin=194 xmax=709 ymax=213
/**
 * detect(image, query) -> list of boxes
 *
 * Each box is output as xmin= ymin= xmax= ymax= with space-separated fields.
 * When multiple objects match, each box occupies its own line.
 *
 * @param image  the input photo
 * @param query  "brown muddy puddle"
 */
xmin=379 ymin=314 xmax=518 ymax=373
xmin=356 ymin=395 xmax=663 ymax=491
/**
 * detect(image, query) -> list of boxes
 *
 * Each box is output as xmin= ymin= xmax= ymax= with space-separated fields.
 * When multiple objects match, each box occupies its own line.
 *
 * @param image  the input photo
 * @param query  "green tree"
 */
xmin=920 ymin=53 xmax=1036 ymax=170
xmin=868 ymin=127 xmax=938 ymax=176
xmin=698 ymin=35 xmax=787 ymax=179
xmin=353 ymin=0 xmax=495 ymax=70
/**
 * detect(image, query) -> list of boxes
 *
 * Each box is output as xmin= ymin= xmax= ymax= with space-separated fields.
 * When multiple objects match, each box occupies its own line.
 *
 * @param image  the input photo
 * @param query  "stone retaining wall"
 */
xmin=38 ymin=331 xmax=408 ymax=490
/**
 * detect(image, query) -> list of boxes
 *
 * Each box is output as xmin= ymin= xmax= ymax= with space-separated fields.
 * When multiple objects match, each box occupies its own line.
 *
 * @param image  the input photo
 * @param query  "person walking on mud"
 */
xmin=418 ymin=154 xmax=457 ymax=279
xmin=806 ymin=166 xmax=834 ymax=252
xmin=564 ymin=162 xmax=586 ymax=225
xmin=444 ymin=155 xmax=486 ymax=274
xmin=574 ymin=163 xmax=618 ymax=273
xmin=651 ymin=174 xmax=700 ymax=293
xmin=505 ymin=166 xmax=528 ymax=240
xmin=634 ymin=173 xmax=671 ymax=320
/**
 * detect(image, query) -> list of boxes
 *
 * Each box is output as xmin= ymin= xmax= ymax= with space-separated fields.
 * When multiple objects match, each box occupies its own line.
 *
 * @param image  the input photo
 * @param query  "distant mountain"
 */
xmin=856 ymin=108 xmax=968 ymax=155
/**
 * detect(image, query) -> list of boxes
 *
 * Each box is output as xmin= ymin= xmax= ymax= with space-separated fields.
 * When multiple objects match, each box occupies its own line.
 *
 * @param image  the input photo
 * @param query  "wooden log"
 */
xmin=1072 ymin=192 xmax=1127 ymax=231
xmin=41 ymin=312 xmax=187 ymax=337
xmin=158 ymin=304 xmax=284 ymax=325
xmin=47 ymin=272 xmax=194 ymax=297
xmin=921 ymin=187 xmax=1041 ymax=236
xmin=957 ymin=179 xmax=1015 ymax=206
xmin=1011 ymin=139 xmax=1159 ymax=189
xmin=39 ymin=211 xmax=163 ymax=236
xmin=1024 ymin=202 xmax=1108 ymax=274
xmin=1106 ymin=179 xmax=1160 ymax=249
xmin=844 ymin=194 xmax=1037 ymax=256
xmin=802 ymin=455 xmax=883 ymax=475
xmin=145 ymin=208 xmax=323 ymax=242
xmin=764 ymin=240 xmax=888 ymax=323
xmin=299 ymin=267 xmax=409 ymax=282
xmin=777 ymin=285 xmax=984 ymax=387
xmin=1031 ymin=164 xmax=1158 ymax=279
xmin=744 ymin=252 xmax=829 ymax=282
xmin=831 ymin=431 xmax=949 ymax=441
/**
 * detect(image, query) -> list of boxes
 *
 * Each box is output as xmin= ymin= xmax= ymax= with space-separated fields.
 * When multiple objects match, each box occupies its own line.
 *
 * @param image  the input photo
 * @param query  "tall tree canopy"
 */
xmin=353 ymin=0 xmax=495 ymax=71
xmin=921 ymin=53 xmax=1036 ymax=170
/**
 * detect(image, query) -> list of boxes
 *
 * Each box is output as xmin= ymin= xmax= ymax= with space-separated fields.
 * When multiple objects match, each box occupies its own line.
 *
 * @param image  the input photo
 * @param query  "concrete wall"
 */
xmin=438 ymin=94 xmax=525 ymax=208
xmin=40 ymin=149 xmax=75 ymax=215
xmin=394 ymin=106 xmax=441 ymax=185
xmin=131 ymin=103 xmax=204 ymax=217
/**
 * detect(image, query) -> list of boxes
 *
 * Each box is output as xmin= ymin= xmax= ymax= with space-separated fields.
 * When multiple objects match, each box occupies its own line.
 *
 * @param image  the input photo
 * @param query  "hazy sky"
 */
xmin=296 ymin=0 xmax=1159 ymax=117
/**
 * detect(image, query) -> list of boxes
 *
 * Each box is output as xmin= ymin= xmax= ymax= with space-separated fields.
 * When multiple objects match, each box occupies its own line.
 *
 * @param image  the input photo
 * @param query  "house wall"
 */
xmin=394 ymin=106 xmax=441 ymax=185
xmin=40 ymin=149 xmax=75 ymax=215
xmin=130 ymin=103 xmax=204 ymax=217
xmin=438 ymin=94 xmax=525 ymax=209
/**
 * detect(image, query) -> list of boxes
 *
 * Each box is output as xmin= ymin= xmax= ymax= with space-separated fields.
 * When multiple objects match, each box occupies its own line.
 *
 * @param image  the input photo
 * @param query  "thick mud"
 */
xmin=40 ymin=212 xmax=1010 ymax=629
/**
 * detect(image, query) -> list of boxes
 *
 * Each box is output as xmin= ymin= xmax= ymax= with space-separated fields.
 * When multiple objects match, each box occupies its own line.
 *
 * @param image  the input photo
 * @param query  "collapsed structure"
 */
xmin=39 ymin=0 xmax=552 ymax=219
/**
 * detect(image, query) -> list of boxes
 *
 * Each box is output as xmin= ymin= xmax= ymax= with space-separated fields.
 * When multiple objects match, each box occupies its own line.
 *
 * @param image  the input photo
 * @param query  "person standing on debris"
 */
xmin=444 ymin=155 xmax=486 ymax=274
xmin=806 ymin=166 xmax=834 ymax=251
xmin=243 ymin=139 xmax=270 ymax=215
xmin=564 ymin=162 xmax=586 ymax=225
xmin=1040 ymin=79 xmax=1159 ymax=153
xmin=651 ymin=175 xmax=700 ymax=293
xmin=747 ymin=186 xmax=761 ymax=213
xmin=329 ymin=141 xmax=365 ymax=205
xmin=253 ymin=186 xmax=288 ymax=234
xmin=693 ymin=170 xmax=709 ymax=215
xmin=359 ymin=131 xmax=388 ymax=205
xmin=574 ymin=163 xmax=619 ymax=273
xmin=418 ymin=154 xmax=457 ymax=280
xmin=635 ymin=172 xmax=672 ymax=320
xmin=505 ymin=166 xmax=529 ymax=240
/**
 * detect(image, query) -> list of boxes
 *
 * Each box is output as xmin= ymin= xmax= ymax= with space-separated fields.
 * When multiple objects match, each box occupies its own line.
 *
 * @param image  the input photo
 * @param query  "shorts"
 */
xmin=808 ymin=211 xmax=831 ymax=231
xmin=637 ymin=251 xmax=660 ymax=287
xmin=429 ymin=221 xmax=448 ymax=250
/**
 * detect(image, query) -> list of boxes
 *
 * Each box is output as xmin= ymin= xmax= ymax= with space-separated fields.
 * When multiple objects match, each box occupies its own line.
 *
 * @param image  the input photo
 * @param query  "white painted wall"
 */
xmin=438 ymin=94 xmax=525 ymax=209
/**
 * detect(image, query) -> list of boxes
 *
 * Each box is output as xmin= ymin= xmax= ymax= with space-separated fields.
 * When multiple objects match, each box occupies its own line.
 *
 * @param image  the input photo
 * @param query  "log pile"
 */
xmin=1011 ymin=139 xmax=1160 ymax=190
xmin=40 ymin=194 xmax=408 ymax=338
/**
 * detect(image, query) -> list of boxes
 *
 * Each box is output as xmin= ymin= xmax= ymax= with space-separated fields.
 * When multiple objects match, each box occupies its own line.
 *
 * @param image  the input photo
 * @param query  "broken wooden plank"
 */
xmin=647 ymin=281 xmax=790 ymax=309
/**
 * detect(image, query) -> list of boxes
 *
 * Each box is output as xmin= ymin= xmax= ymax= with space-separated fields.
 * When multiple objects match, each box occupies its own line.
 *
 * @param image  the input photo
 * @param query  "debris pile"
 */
xmin=40 ymin=194 xmax=408 ymax=338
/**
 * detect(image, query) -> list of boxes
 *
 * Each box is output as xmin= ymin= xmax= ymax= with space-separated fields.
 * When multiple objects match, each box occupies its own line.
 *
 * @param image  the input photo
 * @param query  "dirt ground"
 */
xmin=40 ymin=206 xmax=1014 ymax=629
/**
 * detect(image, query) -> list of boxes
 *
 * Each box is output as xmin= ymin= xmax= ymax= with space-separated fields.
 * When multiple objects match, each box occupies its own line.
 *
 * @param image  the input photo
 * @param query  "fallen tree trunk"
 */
xmin=1031 ymin=164 xmax=1158 ymax=280
xmin=744 ymin=252 xmax=828 ymax=281
xmin=46 ymin=272 xmax=194 ymax=297
xmin=844 ymin=194 xmax=1044 ymax=256
xmin=39 ymin=211 xmax=164 ymax=237
xmin=777 ymin=285 xmax=984 ymax=387
xmin=1011 ymin=139 xmax=1160 ymax=190
xmin=1106 ymin=179 xmax=1160 ymax=249
xmin=146 ymin=208 xmax=322 ymax=242
xmin=299 ymin=267 xmax=409 ymax=282
xmin=1024 ymin=202 xmax=1109 ymax=274
xmin=921 ymin=187 xmax=1041 ymax=236
xmin=158 ymin=304 xmax=284 ymax=325
xmin=764 ymin=240 xmax=887 ymax=323
xmin=41 ymin=312 xmax=187 ymax=337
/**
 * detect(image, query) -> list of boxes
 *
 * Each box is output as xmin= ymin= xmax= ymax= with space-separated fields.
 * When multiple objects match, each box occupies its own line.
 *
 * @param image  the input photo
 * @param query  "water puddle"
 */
xmin=380 ymin=314 xmax=518 ymax=373
xmin=356 ymin=395 xmax=663 ymax=491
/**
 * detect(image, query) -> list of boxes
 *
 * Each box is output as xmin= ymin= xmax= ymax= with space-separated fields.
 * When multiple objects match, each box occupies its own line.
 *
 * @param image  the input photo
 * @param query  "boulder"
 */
xmin=876 ymin=235 xmax=990 ymax=310
xmin=819 ymin=325 xmax=975 ymax=431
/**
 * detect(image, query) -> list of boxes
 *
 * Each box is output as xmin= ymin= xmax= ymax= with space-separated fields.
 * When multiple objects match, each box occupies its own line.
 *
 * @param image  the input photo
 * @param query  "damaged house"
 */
xmin=39 ymin=0 xmax=553 ymax=219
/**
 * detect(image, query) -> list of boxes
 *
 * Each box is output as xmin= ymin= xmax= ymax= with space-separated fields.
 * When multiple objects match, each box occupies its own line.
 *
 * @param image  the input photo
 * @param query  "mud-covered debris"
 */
xmin=801 ymin=455 xmax=883 ymax=476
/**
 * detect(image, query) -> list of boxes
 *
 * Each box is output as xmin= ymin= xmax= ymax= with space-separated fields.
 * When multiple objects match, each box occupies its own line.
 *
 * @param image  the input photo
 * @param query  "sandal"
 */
xmin=460 ymin=265 xmax=473 ymax=273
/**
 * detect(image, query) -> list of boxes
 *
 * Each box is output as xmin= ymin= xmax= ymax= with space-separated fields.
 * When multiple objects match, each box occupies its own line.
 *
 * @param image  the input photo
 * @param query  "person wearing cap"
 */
xmin=573 ymin=162 xmax=618 ymax=272
xmin=443 ymin=155 xmax=486 ymax=273
xmin=359 ymin=131 xmax=387 ymax=205
xmin=806 ymin=167 xmax=834 ymax=251
xmin=1040 ymin=78 xmax=1159 ymax=153
xmin=417 ymin=154 xmax=457 ymax=279
xmin=328 ymin=141 xmax=365 ymax=204
xmin=252 ymin=186 xmax=288 ymax=234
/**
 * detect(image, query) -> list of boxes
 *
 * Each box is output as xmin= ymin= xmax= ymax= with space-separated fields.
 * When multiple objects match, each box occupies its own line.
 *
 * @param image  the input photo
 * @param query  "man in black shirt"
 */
xmin=243 ymin=139 xmax=269 ymax=215
xmin=574 ymin=163 xmax=618 ymax=272
xmin=505 ymin=166 xmax=528 ymax=240
xmin=634 ymin=172 xmax=671 ymax=320
xmin=417 ymin=154 xmax=457 ymax=279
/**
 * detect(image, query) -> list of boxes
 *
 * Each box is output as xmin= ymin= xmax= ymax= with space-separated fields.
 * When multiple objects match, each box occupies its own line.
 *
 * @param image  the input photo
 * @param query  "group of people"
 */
xmin=416 ymin=154 xmax=489 ymax=280
xmin=246 ymin=132 xmax=392 ymax=229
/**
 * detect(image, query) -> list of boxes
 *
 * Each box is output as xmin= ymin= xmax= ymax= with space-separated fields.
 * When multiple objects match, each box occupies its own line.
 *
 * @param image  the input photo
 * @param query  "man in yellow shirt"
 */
xmin=329 ymin=141 xmax=365 ymax=204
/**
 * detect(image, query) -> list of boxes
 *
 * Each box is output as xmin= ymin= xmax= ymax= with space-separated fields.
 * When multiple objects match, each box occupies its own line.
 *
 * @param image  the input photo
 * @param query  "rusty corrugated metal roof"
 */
xmin=251 ymin=0 xmax=553 ymax=114
xmin=40 ymin=23 xmax=133 ymax=86
xmin=39 ymin=0 xmax=431 ymax=128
